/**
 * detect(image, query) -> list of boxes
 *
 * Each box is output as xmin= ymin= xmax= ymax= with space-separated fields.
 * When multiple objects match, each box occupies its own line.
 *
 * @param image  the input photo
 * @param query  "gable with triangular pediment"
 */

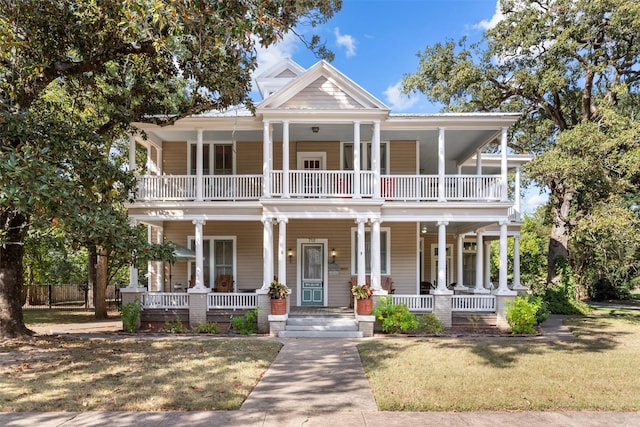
xmin=280 ymin=76 xmax=367 ymax=110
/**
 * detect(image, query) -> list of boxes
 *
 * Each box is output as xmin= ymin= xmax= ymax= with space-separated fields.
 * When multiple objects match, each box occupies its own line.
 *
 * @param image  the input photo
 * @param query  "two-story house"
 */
xmin=123 ymin=59 xmax=531 ymax=335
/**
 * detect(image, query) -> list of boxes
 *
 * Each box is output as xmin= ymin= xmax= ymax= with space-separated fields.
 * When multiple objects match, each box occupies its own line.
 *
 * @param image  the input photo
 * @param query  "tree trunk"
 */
xmin=0 ymin=208 xmax=32 ymax=338
xmin=547 ymin=188 xmax=573 ymax=285
xmin=88 ymin=247 xmax=97 ymax=309
xmin=95 ymin=246 xmax=108 ymax=320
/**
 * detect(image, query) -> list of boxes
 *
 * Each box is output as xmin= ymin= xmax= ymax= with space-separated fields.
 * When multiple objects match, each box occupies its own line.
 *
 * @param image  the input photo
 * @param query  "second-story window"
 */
xmin=189 ymin=143 xmax=233 ymax=175
xmin=342 ymin=142 xmax=388 ymax=174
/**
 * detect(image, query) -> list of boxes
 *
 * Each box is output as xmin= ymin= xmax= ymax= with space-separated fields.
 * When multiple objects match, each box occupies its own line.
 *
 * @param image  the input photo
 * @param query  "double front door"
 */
xmin=301 ymin=242 xmax=325 ymax=306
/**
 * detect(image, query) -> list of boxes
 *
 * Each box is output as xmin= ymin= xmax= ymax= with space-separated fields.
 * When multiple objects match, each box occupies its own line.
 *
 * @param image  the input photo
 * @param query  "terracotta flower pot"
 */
xmin=356 ymin=298 xmax=373 ymax=315
xmin=271 ymin=298 xmax=287 ymax=315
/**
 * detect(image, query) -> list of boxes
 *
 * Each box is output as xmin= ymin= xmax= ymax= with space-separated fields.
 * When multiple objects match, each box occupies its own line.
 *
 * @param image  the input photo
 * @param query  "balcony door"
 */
xmin=296 ymin=152 xmax=325 ymax=196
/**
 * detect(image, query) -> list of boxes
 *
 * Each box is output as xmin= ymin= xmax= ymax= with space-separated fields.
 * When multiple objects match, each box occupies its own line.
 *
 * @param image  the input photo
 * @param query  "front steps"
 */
xmin=278 ymin=312 xmax=363 ymax=338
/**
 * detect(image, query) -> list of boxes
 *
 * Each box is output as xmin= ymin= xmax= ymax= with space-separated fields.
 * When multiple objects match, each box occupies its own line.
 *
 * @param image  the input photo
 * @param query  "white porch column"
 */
xmin=372 ymin=120 xmax=381 ymax=199
xmin=128 ymin=133 xmax=136 ymax=172
xmin=512 ymin=236 xmax=526 ymax=290
xmin=156 ymin=147 xmax=162 ymax=175
xmin=455 ymin=234 xmax=465 ymax=290
xmin=370 ymin=218 xmax=382 ymax=292
xmin=196 ymin=128 xmax=204 ymax=201
xmin=474 ymin=231 xmax=488 ymax=293
xmin=262 ymin=121 xmax=271 ymax=198
xmin=282 ymin=120 xmax=290 ymax=198
xmin=484 ymin=241 xmax=491 ymax=288
xmin=147 ymin=225 xmax=153 ymax=289
xmin=514 ymin=166 xmax=521 ymax=221
xmin=156 ymin=227 xmax=164 ymax=291
xmin=501 ymin=126 xmax=508 ymax=202
xmin=262 ymin=218 xmax=274 ymax=289
xmin=277 ymin=218 xmax=288 ymax=286
xmin=192 ymin=219 xmax=206 ymax=289
xmin=353 ymin=121 xmax=361 ymax=198
xmin=435 ymin=221 xmax=451 ymax=293
xmin=496 ymin=221 xmax=516 ymax=295
xmin=476 ymin=149 xmax=482 ymax=198
xmin=146 ymin=146 xmax=152 ymax=174
xmin=129 ymin=219 xmax=139 ymax=287
xmin=356 ymin=218 xmax=367 ymax=286
xmin=438 ymin=128 xmax=446 ymax=202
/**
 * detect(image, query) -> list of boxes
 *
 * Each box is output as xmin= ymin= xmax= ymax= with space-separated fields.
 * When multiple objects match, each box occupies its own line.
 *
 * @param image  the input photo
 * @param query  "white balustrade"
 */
xmin=390 ymin=294 xmax=434 ymax=312
xmin=208 ymin=292 xmax=258 ymax=309
xmin=451 ymin=295 xmax=496 ymax=311
xmin=203 ymin=175 xmax=262 ymax=200
xmin=142 ymin=292 xmax=189 ymax=309
xmin=135 ymin=173 xmax=506 ymax=202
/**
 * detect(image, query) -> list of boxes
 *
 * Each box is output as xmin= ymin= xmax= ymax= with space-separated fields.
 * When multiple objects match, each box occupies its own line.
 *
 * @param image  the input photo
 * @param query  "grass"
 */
xmin=359 ymin=307 xmax=640 ymax=411
xmin=23 ymin=309 xmax=121 ymax=325
xmin=0 ymin=337 xmax=282 ymax=411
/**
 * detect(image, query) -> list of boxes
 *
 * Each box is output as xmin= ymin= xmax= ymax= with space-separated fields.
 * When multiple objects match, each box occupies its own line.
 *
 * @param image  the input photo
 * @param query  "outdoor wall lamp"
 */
xmin=311 ymin=126 xmax=319 ymax=133
xmin=288 ymin=248 xmax=293 ymax=263
xmin=331 ymin=248 xmax=337 ymax=263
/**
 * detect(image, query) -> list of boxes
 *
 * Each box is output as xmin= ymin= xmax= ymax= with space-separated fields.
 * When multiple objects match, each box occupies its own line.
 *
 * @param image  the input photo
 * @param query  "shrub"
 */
xmin=506 ymin=296 xmax=543 ymax=334
xmin=193 ymin=321 xmax=219 ymax=334
xmin=373 ymin=297 xmax=417 ymax=334
xmin=120 ymin=299 xmax=142 ymax=333
xmin=231 ymin=309 xmax=258 ymax=335
xmin=164 ymin=320 xmax=187 ymax=333
xmin=541 ymin=257 xmax=590 ymax=315
xmin=412 ymin=313 xmax=445 ymax=335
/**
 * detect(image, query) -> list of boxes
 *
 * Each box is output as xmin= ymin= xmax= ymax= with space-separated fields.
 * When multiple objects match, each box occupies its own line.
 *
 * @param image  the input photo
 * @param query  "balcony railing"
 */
xmin=135 ymin=173 xmax=504 ymax=202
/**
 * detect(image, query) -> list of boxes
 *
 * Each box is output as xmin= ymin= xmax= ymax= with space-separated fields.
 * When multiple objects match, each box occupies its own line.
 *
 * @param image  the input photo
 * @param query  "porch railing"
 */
xmin=390 ymin=294 xmax=434 ymax=312
xmin=142 ymin=292 xmax=189 ymax=309
xmin=135 ymin=173 xmax=504 ymax=202
xmin=208 ymin=292 xmax=258 ymax=309
xmin=451 ymin=295 xmax=496 ymax=312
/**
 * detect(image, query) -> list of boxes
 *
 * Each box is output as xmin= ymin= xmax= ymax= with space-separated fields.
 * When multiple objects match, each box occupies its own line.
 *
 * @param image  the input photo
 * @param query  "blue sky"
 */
xmin=252 ymin=0 xmax=548 ymax=212
xmin=253 ymin=0 xmax=502 ymax=112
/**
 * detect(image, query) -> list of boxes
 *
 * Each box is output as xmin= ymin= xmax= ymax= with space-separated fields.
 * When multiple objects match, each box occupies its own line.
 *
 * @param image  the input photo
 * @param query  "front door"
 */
xmin=301 ymin=243 xmax=324 ymax=306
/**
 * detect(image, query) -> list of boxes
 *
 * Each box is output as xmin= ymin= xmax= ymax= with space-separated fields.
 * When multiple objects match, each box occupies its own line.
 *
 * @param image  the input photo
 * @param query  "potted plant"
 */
xmin=351 ymin=283 xmax=374 ymax=315
xmin=269 ymin=280 xmax=288 ymax=315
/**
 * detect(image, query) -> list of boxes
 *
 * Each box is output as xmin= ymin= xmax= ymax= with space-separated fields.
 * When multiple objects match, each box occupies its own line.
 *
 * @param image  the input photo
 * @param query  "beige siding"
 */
xmin=387 ymin=222 xmax=418 ymax=294
xmin=236 ymin=141 xmax=262 ymax=174
xmin=162 ymin=141 xmax=187 ymax=175
xmin=283 ymin=77 xmax=363 ymax=110
xmin=389 ymin=141 xmax=417 ymax=174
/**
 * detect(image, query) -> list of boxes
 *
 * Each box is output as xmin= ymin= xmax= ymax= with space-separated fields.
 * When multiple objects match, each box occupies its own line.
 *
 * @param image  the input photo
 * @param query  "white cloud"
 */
xmin=334 ymin=27 xmax=356 ymax=57
xmin=523 ymin=190 xmax=548 ymax=213
xmin=253 ymin=32 xmax=300 ymax=74
xmin=474 ymin=0 xmax=504 ymax=30
xmin=383 ymin=81 xmax=419 ymax=112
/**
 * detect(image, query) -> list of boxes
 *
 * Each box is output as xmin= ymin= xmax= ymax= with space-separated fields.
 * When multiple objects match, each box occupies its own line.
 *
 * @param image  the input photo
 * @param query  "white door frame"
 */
xmin=296 ymin=238 xmax=329 ymax=307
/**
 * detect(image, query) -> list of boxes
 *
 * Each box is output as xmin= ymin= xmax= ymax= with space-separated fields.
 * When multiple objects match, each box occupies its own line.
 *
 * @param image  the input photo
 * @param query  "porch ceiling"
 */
xmin=139 ymin=122 xmax=499 ymax=175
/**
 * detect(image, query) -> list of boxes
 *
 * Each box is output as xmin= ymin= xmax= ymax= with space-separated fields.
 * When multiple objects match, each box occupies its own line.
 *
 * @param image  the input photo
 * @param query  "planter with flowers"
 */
xmin=351 ymin=283 xmax=374 ymax=315
xmin=269 ymin=280 xmax=289 ymax=315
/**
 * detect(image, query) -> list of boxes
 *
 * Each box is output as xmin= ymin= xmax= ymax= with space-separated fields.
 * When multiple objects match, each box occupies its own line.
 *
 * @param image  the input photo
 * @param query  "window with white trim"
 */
xmin=342 ymin=142 xmax=388 ymax=174
xmin=351 ymin=227 xmax=390 ymax=275
xmin=188 ymin=143 xmax=233 ymax=175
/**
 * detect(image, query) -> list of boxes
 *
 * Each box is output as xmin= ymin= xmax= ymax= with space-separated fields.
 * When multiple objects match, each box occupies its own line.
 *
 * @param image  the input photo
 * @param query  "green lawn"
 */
xmin=359 ymin=307 xmax=640 ymax=411
xmin=23 ymin=309 xmax=120 ymax=325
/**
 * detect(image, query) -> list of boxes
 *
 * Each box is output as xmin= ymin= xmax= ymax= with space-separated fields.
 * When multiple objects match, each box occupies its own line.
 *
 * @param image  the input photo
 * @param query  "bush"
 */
xmin=541 ymin=257 xmax=590 ymax=315
xmin=164 ymin=320 xmax=187 ymax=333
xmin=412 ymin=313 xmax=445 ymax=335
xmin=373 ymin=297 xmax=418 ymax=334
xmin=506 ymin=296 xmax=543 ymax=334
xmin=193 ymin=321 xmax=219 ymax=334
xmin=231 ymin=309 xmax=258 ymax=335
xmin=120 ymin=299 xmax=142 ymax=333
xmin=588 ymin=277 xmax=632 ymax=301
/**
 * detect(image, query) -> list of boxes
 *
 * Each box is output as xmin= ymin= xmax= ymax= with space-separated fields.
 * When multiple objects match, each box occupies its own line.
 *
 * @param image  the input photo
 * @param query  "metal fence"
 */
xmin=22 ymin=284 xmax=121 ymax=310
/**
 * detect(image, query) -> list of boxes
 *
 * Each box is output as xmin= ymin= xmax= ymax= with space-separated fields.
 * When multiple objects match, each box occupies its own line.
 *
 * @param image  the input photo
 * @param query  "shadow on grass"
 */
xmin=0 ymin=337 xmax=282 ymax=411
xmin=360 ymin=310 xmax=640 ymax=370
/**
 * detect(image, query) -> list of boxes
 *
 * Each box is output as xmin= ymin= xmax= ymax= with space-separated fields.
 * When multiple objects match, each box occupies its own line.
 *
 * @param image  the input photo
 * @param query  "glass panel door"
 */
xmin=301 ymin=243 xmax=324 ymax=306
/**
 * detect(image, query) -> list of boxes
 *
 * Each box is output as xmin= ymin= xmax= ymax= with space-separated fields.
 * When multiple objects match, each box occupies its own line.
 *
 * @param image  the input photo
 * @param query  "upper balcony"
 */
xmin=134 ymin=171 xmax=505 ymax=203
